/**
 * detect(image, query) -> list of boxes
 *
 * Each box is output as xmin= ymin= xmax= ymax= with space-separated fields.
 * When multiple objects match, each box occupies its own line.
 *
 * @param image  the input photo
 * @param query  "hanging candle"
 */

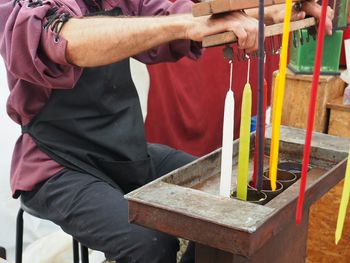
xmin=336 ymin=150 xmax=350 ymax=244
xmin=219 ymin=55 xmax=235 ymax=198
xmin=269 ymin=0 xmax=293 ymax=191
xmin=336 ymin=40 xmax=350 ymax=242
xmin=220 ymin=89 xmax=235 ymax=197
xmin=237 ymin=83 xmax=252 ymax=200
xmin=296 ymin=0 xmax=329 ymax=224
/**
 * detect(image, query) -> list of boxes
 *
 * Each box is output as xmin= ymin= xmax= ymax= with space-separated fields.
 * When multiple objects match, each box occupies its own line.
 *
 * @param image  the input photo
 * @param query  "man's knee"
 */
xmin=107 ymin=227 xmax=179 ymax=263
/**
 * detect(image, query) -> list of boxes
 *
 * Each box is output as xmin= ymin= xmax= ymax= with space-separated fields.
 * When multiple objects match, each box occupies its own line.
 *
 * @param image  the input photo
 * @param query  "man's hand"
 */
xmin=267 ymin=1 xmax=334 ymax=35
xmin=185 ymin=11 xmax=259 ymax=52
xmin=301 ymin=1 xmax=334 ymax=35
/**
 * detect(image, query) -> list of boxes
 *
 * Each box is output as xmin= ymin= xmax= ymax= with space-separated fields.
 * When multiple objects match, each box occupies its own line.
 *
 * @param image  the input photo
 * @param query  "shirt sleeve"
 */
xmin=0 ymin=0 xmax=83 ymax=89
xmin=116 ymin=0 xmax=202 ymax=64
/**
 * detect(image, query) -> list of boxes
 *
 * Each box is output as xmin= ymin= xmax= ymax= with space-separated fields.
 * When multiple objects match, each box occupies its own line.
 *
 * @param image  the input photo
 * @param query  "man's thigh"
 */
xmin=148 ymin=143 xmax=196 ymax=179
xmin=21 ymin=169 xmax=179 ymax=262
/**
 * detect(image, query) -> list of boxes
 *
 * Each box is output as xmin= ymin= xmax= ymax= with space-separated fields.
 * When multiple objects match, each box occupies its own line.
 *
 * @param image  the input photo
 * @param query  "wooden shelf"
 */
xmin=327 ymin=96 xmax=350 ymax=138
xmin=272 ymin=69 xmax=345 ymax=133
xmin=202 ymin=18 xmax=316 ymax=48
xmin=193 ymin=0 xmax=303 ymax=17
xmin=327 ymin=96 xmax=350 ymax=112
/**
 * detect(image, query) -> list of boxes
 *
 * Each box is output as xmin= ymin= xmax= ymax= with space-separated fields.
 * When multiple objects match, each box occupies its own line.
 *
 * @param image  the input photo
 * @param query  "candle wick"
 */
xmin=229 ymin=60 xmax=233 ymax=91
xmin=247 ymin=58 xmax=251 ymax=84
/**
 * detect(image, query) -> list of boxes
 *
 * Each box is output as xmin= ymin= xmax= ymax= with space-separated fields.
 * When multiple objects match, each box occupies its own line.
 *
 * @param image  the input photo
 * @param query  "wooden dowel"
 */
xmin=193 ymin=0 xmax=306 ymax=17
xmin=202 ymin=17 xmax=316 ymax=48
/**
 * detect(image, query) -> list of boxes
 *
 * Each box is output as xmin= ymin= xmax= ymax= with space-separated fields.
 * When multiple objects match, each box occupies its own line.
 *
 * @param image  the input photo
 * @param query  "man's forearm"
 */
xmin=61 ymin=14 xmax=192 ymax=67
xmin=61 ymin=8 xmax=286 ymax=66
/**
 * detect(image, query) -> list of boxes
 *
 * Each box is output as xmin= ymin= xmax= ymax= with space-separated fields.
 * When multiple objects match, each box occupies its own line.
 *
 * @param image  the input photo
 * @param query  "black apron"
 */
xmin=22 ymin=59 xmax=154 ymax=193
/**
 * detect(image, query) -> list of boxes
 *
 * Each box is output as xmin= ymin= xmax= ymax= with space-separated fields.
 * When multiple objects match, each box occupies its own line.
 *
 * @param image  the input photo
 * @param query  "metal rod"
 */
xmin=73 ymin=239 xmax=79 ymax=263
xmin=15 ymin=208 xmax=24 ymax=263
xmin=256 ymin=0 xmax=265 ymax=191
xmin=81 ymin=244 xmax=89 ymax=263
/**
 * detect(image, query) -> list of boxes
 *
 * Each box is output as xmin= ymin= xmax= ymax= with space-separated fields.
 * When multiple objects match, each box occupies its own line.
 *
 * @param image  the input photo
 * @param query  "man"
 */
xmin=0 ymin=0 xmax=333 ymax=262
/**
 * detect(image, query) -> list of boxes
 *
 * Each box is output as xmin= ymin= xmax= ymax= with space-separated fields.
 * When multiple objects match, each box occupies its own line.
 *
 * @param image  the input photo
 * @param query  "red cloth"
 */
xmin=145 ymin=41 xmax=280 ymax=156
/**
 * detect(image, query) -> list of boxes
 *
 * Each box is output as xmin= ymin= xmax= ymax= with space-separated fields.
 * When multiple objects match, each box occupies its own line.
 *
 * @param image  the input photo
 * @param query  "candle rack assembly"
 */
xmin=192 ymin=0 xmax=319 ymax=48
xmin=126 ymin=126 xmax=350 ymax=263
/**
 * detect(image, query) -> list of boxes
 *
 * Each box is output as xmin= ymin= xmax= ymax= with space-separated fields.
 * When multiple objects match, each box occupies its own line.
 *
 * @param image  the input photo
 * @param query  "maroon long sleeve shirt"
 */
xmin=0 ymin=0 xmax=200 ymax=197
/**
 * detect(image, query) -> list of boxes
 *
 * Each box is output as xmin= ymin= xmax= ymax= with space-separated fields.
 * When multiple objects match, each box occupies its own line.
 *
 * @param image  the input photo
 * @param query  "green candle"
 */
xmin=237 ymin=83 xmax=252 ymax=200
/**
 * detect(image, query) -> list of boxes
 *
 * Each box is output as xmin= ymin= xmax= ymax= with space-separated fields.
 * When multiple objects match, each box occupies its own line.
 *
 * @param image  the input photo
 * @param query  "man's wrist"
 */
xmin=264 ymin=5 xmax=281 ymax=24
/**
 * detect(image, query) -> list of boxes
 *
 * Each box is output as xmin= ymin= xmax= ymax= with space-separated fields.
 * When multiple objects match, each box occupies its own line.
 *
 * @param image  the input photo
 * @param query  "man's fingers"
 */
xmin=231 ymin=15 xmax=259 ymax=51
xmin=301 ymin=1 xmax=321 ymax=17
xmin=210 ymin=11 xmax=259 ymax=51
xmin=327 ymin=6 xmax=334 ymax=20
xmin=233 ymin=25 xmax=248 ymax=48
xmin=302 ymin=1 xmax=333 ymax=35
xmin=290 ymin=10 xmax=306 ymax=21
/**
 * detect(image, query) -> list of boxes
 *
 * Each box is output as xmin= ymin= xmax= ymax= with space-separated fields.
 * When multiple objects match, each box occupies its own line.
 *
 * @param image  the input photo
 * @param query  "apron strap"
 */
xmin=21 ymin=125 xmax=29 ymax=134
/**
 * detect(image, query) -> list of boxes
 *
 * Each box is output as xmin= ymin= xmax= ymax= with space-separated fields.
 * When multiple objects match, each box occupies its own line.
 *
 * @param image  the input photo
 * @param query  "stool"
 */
xmin=16 ymin=203 xmax=89 ymax=263
xmin=0 ymin=246 xmax=6 ymax=260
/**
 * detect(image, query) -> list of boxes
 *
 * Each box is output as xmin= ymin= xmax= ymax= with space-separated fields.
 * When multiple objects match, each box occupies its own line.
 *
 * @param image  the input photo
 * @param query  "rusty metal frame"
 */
xmin=126 ymin=126 xmax=349 ymax=257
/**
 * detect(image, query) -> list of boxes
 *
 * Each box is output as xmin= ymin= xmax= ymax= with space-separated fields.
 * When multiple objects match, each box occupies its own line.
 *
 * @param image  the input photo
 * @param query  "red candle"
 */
xmin=296 ymin=0 xmax=328 ymax=224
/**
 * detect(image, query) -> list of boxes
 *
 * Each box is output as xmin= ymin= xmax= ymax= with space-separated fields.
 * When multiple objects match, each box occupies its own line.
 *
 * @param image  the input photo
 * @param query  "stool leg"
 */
xmin=80 ymin=244 xmax=89 ymax=263
xmin=0 ymin=246 xmax=7 ymax=259
xmin=15 ymin=208 xmax=24 ymax=263
xmin=72 ymin=238 xmax=79 ymax=263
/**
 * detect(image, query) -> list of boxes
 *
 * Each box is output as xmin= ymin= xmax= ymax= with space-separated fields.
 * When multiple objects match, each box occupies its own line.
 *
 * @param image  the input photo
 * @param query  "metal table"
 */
xmin=126 ymin=126 xmax=350 ymax=263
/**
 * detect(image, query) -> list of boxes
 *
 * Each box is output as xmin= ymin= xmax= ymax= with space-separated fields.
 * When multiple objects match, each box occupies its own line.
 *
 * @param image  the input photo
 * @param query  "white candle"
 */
xmin=220 ymin=89 xmax=235 ymax=197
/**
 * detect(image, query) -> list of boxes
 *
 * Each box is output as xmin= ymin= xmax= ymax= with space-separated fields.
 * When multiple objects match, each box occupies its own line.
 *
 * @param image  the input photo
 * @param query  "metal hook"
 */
xmin=299 ymin=29 xmax=304 ymax=46
xmin=276 ymin=35 xmax=282 ymax=54
xmin=254 ymin=50 xmax=259 ymax=59
xmin=243 ymin=49 xmax=248 ymax=61
xmin=270 ymin=36 xmax=275 ymax=55
xmin=223 ymin=45 xmax=234 ymax=61
xmin=312 ymin=25 xmax=317 ymax=40
xmin=223 ymin=45 xmax=234 ymax=92
xmin=307 ymin=25 xmax=317 ymax=41
xmin=306 ymin=30 xmax=310 ymax=43
xmin=292 ymin=31 xmax=298 ymax=48
xmin=237 ymin=49 xmax=241 ymax=62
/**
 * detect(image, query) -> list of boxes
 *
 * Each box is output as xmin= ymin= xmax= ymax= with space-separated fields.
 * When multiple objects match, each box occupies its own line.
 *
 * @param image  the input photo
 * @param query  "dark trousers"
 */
xmin=21 ymin=144 xmax=196 ymax=263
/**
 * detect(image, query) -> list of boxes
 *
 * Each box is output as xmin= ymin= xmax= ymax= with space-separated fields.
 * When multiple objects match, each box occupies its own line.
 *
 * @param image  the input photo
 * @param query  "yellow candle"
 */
xmin=237 ymin=83 xmax=252 ymax=200
xmin=335 ymin=150 xmax=350 ymax=244
xmin=269 ymin=74 xmax=279 ymax=186
xmin=270 ymin=73 xmax=280 ymax=178
xmin=269 ymin=0 xmax=293 ymax=191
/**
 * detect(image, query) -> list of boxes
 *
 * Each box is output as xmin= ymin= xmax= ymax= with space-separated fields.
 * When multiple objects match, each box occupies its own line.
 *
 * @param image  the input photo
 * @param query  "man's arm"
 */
xmin=61 ymin=11 xmax=259 ymax=67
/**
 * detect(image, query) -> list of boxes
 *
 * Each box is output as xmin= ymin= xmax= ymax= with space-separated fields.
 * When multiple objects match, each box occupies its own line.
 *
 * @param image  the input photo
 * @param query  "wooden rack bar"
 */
xmin=202 ymin=17 xmax=316 ymax=47
xmin=193 ymin=0 xmax=305 ymax=17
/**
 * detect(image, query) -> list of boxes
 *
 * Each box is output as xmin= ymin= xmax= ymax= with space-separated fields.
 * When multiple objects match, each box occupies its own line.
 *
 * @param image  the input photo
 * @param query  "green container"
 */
xmin=288 ymin=29 xmax=343 ymax=75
